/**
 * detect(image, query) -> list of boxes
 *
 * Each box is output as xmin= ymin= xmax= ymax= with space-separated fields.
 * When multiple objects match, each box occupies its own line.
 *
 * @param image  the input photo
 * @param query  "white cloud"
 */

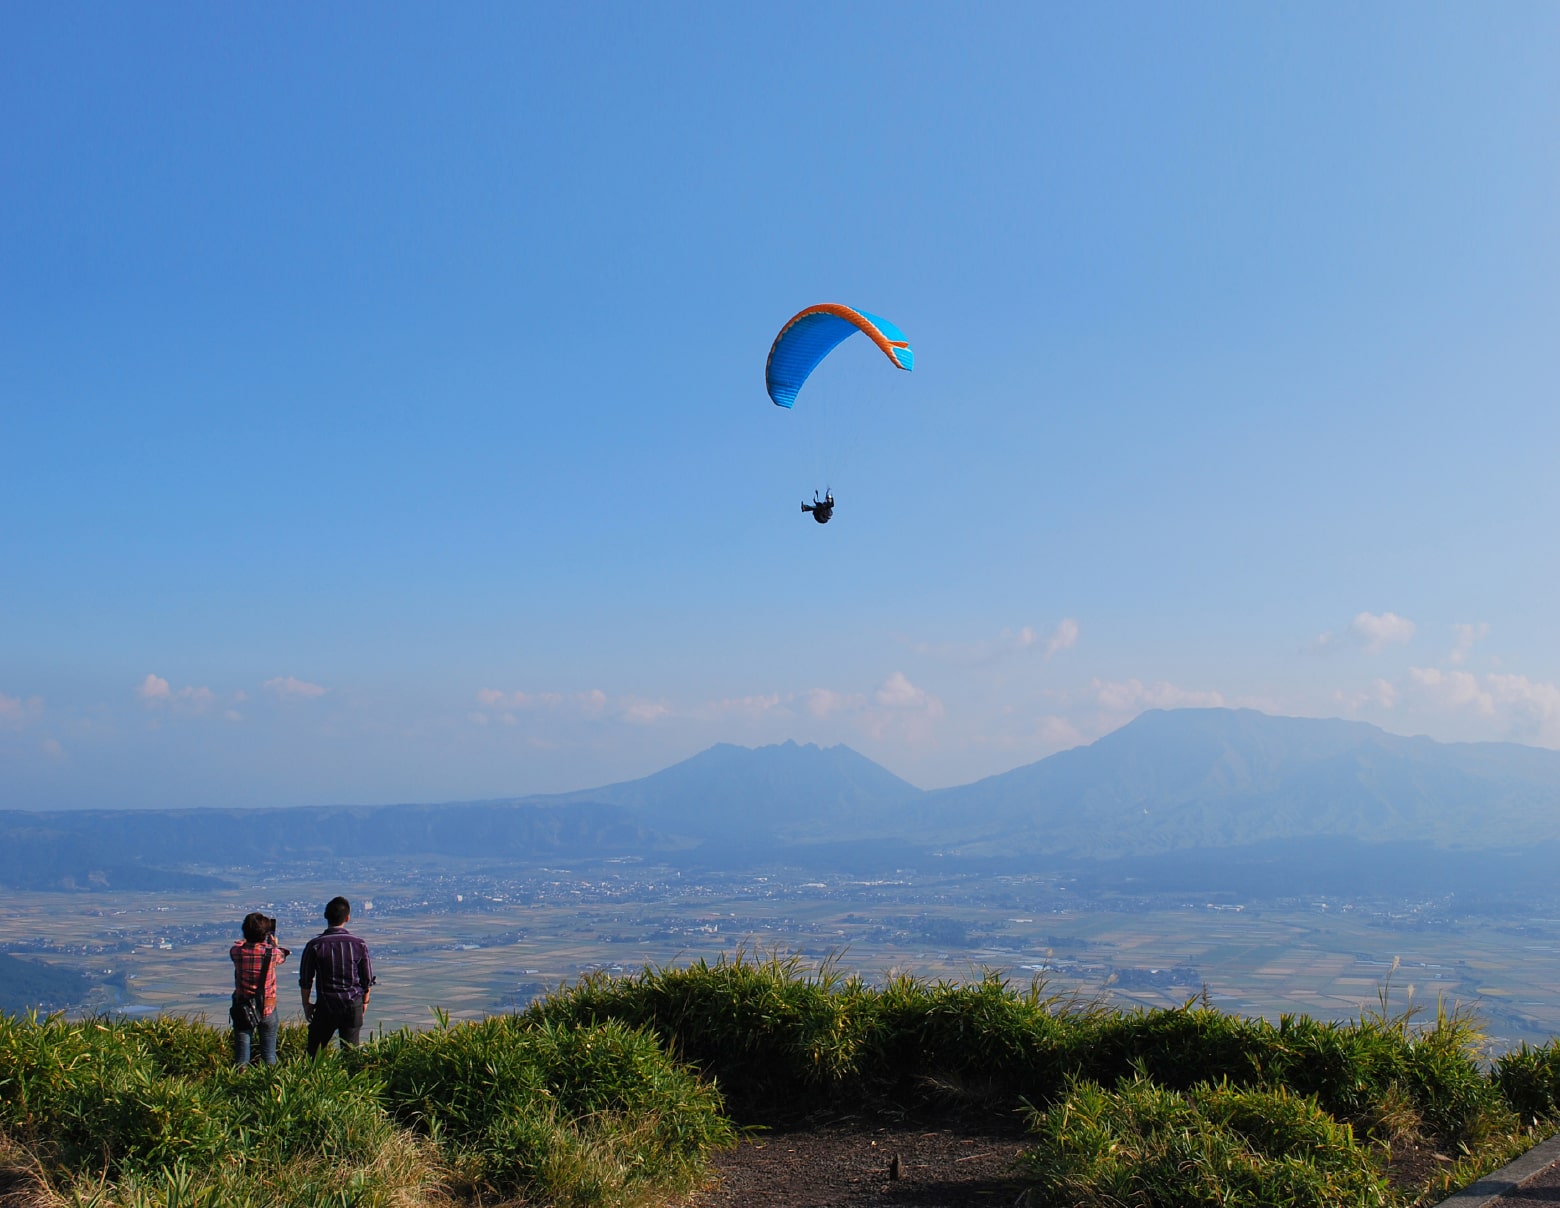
xmin=1314 ymin=611 xmax=1417 ymax=655
xmin=1402 ymin=666 xmax=1560 ymax=745
xmin=875 ymin=672 xmax=942 ymax=714
xmin=1449 ymin=622 xmax=1490 ymax=665
xmin=263 ymin=676 xmax=327 ymax=700
xmin=701 ymin=694 xmax=784 ymax=720
xmin=0 ymin=692 xmax=43 ymax=726
xmin=40 ymin=737 xmax=65 ymax=760
xmin=806 ymin=688 xmax=861 ymax=719
xmin=1352 ymin=611 xmax=1416 ymax=652
xmin=861 ymin=672 xmax=945 ymax=742
xmin=138 ymin=674 xmax=216 ymax=713
xmin=1338 ymin=663 xmax=1560 ymax=747
xmin=1408 ymin=666 xmax=1494 ymax=716
xmin=473 ymin=687 xmax=666 ymax=726
xmin=1037 ymin=714 xmax=1084 ymax=747
xmin=1486 ymin=674 xmax=1560 ymax=744
xmin=1335 ymin=678 xmax=1399 ymax=713
xmin=1045 ymin=618 xmax=1080 ymax=658
xmin=620 ymin=699 xmax=672 ymax=725
xmin=911 ymin=619 xmax=1079 ymax=666
xmin=1092 ymin=678 xmax=1226 ymax=712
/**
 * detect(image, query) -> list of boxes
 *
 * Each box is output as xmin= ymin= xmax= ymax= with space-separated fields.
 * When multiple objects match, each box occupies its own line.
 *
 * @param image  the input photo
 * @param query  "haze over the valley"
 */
xmin=7 ymin=709 xmax=1560 ymax=899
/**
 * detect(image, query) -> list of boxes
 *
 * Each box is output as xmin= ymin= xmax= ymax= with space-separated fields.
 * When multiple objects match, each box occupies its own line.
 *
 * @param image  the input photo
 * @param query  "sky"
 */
xmin=3 ymin=4 xmax=1559 ymax=809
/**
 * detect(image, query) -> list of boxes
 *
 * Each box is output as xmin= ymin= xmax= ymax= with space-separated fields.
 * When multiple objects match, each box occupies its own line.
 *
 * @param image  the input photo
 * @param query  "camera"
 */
xmin=241 ymin=911 xmax=287 ymax=955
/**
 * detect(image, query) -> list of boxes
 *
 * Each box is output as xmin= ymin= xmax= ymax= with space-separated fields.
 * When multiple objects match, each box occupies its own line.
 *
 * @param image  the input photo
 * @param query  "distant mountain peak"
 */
xmin=917 ymin=706 xmax=1560 ymax=857
xmin=533 ymin=737 xmax=921 ymax=840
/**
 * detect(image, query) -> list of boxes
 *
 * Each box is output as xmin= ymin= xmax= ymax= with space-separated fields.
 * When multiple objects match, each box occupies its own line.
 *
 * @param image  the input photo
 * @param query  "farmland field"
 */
xmin=5 ymin=857 xmax=1559 ymax=1050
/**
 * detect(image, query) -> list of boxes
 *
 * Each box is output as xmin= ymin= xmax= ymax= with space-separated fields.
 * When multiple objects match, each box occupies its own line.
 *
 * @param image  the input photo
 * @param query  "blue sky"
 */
xmin=4 ymin=5 xmax=1558 ymax=808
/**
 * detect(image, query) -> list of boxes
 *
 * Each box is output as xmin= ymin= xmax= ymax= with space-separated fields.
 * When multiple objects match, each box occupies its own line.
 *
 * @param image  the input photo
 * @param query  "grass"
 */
xmin=0 ymin=1011 xmax=729 ymax=1207
xmin=350 ymin=1014 xmax=732 ymax=1205
xmin=526 ymin=951 xmax=1548 ymax=1205
xmin=1019 ymin=1076 xmax=1392 ymax=1207
xmin=0 ymin=952 xmax=1554 ymax=1206
xmin=1496 ymin=1039 xmax=1560 ymax=1125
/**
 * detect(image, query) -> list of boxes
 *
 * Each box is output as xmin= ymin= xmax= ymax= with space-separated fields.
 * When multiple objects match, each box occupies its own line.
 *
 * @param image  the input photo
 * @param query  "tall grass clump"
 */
xmin=1 ymin=955 xmax=1549 ymax=1207
xmin=0 ymin=1012 xmax=435 ymax=1207
xmin=530 ymin=952 xmax=1543 ymax=1204
xmin=0 ymin=1009 xmax=730 ymax=1208
xmin=352 ymin=1013 xmax=733 ymax=1206
xmin=526 ymin=950 xmax=873 ymax=1115
xmin=1494 ymin=1039 xmax=1560 ymax=1125
xmin=1018 ymin=1076 xmax=1392 ymax=1208
xmin=856 ymin=972 xmax=1081 ymax=1107
xmin=1068 ymin=997 xmax=1501 ymax=1144
xmin=530 ymin=953 xmax=1504 ymax=1145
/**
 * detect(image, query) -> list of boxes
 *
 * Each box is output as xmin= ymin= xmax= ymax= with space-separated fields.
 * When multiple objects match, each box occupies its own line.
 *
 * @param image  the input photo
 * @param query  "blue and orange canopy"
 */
xmin=765 ymin=304 xmax=913 ymax=409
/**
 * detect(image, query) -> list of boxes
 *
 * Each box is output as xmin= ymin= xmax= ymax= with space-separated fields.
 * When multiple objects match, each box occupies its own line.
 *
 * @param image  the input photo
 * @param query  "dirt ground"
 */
xmin=686 ymin=1115 xmax=1031 ymax=1208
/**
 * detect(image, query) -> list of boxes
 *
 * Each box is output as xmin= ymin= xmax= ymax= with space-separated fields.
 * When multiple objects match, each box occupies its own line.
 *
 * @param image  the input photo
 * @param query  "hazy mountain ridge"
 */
xmin=7 ymin=709 xmax=1560 ymax=889
xmin=534 ymin=739 xmax=922 ymax=839
xmin=918 ymin=709 xmax=1560 ymax=857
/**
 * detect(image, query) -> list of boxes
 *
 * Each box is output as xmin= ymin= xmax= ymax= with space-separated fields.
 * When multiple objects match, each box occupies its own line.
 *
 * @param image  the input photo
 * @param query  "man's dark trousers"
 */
xmin=307 ymin=997 xmax=364 ymax=1055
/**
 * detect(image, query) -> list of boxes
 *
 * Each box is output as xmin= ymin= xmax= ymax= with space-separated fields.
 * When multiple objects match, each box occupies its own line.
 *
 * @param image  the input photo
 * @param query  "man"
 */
xmin=801 ymin=489 xmax=834 ymax=524
xmin=299 ymin=895 xmax=375 ymax=1056
xmin=230 ymin=911 xmax=289 ymax=1066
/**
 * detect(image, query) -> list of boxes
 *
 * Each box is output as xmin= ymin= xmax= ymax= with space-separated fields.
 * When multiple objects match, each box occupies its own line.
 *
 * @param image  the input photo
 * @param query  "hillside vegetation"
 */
xmin=0 ymin=956 xmax=97 ymax=1018
xmin=5 ymin=953 xmax=1560 ymax=1206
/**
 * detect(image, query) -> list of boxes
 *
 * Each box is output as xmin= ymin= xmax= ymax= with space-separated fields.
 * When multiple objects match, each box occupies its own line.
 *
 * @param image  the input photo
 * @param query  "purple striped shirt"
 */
xmin=299 ymin=926 xmax=375 ymax=1006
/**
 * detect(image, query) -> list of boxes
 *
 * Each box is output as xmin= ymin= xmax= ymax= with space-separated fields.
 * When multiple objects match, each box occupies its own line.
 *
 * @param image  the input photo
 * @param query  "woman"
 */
xmin=230 ymin=911 xmax=289 ymax=1066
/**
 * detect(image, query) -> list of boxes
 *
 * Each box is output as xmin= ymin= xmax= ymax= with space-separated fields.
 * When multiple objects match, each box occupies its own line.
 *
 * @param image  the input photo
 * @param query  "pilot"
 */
xmin=800 ymin=490 xmax=834 ymax=524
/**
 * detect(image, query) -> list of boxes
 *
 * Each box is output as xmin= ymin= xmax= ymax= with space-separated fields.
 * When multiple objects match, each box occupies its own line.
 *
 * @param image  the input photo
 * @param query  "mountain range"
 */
xmin=5 ymin=708 xmax=1560 ymax=891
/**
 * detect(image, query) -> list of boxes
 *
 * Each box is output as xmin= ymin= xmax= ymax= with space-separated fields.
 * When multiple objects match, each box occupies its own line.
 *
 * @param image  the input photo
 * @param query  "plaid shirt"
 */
xmin=230 ymin=940 xmax=284 ymax=1010
xmin=299 ymin=926 xmax=375 ymax=1007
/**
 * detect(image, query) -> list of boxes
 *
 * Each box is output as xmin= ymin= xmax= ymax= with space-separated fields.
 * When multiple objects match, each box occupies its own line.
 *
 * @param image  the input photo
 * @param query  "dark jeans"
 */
xmin=232 ymin=1006 xmax=278 ymax=1067
xmin=307 ymin=997 xmax=365 ymax=1055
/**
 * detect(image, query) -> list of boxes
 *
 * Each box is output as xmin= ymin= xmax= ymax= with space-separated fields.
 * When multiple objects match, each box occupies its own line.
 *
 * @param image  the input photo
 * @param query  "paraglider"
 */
xmin=766 ymin=304 xmax=912 ymax=525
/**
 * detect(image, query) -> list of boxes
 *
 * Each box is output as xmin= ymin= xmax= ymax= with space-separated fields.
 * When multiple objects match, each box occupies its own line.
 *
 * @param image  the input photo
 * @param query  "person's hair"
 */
xmin=324 ymin=897 xmax=351 ymax=927
xmin=241 ymin=912 xmax=276 ymax=943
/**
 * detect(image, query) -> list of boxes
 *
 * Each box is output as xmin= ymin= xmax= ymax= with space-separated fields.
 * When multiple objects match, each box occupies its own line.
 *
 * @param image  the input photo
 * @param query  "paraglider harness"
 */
xmin=801 ymin=490 xmax=834 ymax=524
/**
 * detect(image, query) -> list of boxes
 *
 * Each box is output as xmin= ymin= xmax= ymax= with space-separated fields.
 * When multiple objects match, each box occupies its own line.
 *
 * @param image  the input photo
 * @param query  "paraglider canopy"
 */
xmin=765 ymin=304 xmax=913 ymax=409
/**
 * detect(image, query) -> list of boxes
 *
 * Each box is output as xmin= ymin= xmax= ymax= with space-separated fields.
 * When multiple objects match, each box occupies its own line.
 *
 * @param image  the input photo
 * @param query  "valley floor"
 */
xmin=9 ymin=855 xmax=1560 ymax=1049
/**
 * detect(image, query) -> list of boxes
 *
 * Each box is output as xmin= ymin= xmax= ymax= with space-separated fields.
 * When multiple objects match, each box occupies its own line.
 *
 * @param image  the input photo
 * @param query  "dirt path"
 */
xmin=1493 ymin=1159 xmax=1560 ymax=1204
xmin=687 ymin=1117 xmax=1030 ymax=1208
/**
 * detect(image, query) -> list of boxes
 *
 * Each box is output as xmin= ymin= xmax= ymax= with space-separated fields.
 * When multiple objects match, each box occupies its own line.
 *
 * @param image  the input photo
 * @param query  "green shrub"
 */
xmin=0 ymin=1012 xmax=427 ymax=1204
xmin=352 ymin=1015 xmax=734 ymax=1204
xmin=1069 ymin=1001 xmax=1499 ymax=1144
xmin=1495 ymin=1040 xmax=1560 ymax=1123
xmin=858 ymin=972 xmax=1078 ymax=1105
xmin=0 ymin=1010 xmax=733 ymax=1208
xmin=527 ymin=951 xmax=871 ymax=1114
xmin=1018 ymin=1076 xmax=1392 ymax=1208
xmin=0 ymin=960 xmax=1541 ymax=1208
xmin=530 ymin=955 xmax=1500 ymax=1148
